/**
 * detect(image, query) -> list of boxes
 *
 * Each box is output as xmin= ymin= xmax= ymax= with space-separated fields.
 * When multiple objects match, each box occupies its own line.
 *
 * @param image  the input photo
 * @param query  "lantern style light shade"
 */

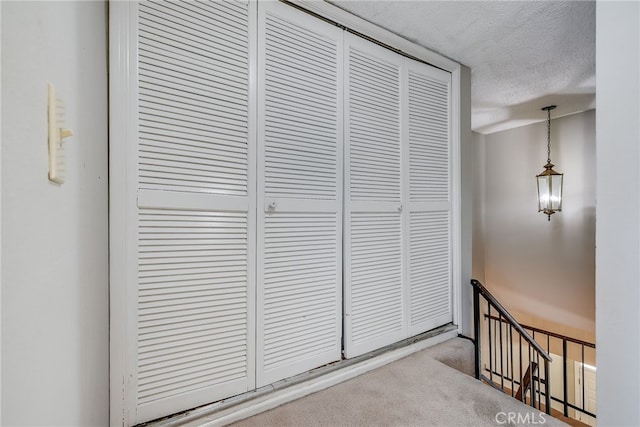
xmin=536 ymin=105 xmax=563 ymax=221
xmin=536 ymin=162 xmax=563 ymax=220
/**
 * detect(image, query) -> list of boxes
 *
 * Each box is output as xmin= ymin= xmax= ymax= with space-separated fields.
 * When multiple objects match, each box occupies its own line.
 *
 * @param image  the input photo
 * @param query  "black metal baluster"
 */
xmin=499 ymin=313 xmax=504 ymax=390
xmin=473 ymin=282 xmax=481 ymax=379
xmin=537 ymin=351 xmax=542 ymax=411
xmin=582 ymin=344 xmax=586 ymax=414
xmin=547 ymin=334 xmax=550 ymax=354
xmin=519 ymin=334 xmax=523 ymax=399
xmin=563 ymin=339 xmax=568 ymax=417
xmin=488 ymin=304 xmax=493 ymax=384
xmin=530 ymin=345 xmax=535 ymax=408
xmin=510 ymin=324 xmax=514 ymax=396
xmin=545 ymin=359 xmax=551 ymax=415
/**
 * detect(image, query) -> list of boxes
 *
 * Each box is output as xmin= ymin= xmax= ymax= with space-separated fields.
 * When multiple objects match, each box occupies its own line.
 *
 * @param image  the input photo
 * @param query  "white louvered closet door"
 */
xmin=405 ymin=60 xmax=453 ymax=336
xmin=257 ymin=2 xmax=343 ymax=386
xmin=133 ymin=1 xmax=255 ymax=423
xmin=344 ymin=33 xmax=406 ymax=358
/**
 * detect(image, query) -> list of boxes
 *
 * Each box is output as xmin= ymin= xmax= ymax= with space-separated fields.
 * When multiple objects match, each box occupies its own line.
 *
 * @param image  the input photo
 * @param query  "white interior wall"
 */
xmin=0 ymin=1 xmax=3 ymax=421
xmin=595 ymin=2 xmax=640 ymax=425
xmin=459 ymin=65 xmax=473 ymax=337
xmin=471 ymin=131 xmax=486 ymax=285
xmin=1 ymin=1 xmax=109 ymax=425
xmin=479 ymin=110 xmax=596 ymax=336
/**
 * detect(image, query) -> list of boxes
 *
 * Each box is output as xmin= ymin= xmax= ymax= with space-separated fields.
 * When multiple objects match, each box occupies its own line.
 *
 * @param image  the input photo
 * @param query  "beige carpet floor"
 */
xmin=230 ymin=338 xmax=566 ymax=427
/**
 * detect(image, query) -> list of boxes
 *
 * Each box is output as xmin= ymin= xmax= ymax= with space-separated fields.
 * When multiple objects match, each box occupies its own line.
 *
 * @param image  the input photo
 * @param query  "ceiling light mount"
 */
xmin=536 ymin=105 xmax=563 ymax=221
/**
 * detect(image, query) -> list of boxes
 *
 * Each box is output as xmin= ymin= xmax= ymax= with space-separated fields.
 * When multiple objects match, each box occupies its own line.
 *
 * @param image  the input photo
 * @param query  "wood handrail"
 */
xmin=516 ymin=362 xmax=538 ymax=401
xmin=471 ymin=279 xmax=552 ymax=362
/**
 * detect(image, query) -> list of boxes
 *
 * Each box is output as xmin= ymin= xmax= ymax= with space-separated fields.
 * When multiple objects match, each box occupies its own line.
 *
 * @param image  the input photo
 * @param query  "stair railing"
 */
xmin=471 ymin=279 xmax=553 ymax=415
xmin=485 ymin=313 xmax=596 ymax=422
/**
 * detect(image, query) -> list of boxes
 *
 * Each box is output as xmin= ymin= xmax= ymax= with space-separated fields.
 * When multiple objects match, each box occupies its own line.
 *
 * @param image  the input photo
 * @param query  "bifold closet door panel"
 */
xmin=133 ymin=1 xmax=256 ymax=423
xmin=343 ymin=33 xmax=406 ymax=359
xmin=405 ymin=59 xmax=453 ymax=336
xmin=256 ymin=2 xmax=343 ymax=386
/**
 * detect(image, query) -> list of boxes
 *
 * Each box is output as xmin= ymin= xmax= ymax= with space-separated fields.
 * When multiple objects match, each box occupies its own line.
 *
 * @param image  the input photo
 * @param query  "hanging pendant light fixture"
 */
xmin=536 ymin=105 xmax=564 ymax=221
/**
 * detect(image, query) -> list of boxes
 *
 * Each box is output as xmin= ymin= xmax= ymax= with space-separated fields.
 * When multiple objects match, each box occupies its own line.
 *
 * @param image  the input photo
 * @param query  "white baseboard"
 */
xmin=155 ymin=328 xmax=458 ymax=427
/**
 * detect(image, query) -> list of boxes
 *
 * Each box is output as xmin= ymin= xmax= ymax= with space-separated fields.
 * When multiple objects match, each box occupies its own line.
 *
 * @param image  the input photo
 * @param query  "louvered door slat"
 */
xmin=409 ymin=211 xmax=451 ymax=330
xmin=406 ymin=62 xmax=453 ymax=336
xmin=133 ymin=1 xmax=255 ymax=423
xmin=137 ymin=209 xmax=250 ymax=406
xmin=349 ymin=46 xmax=401 ymax=203
xmin=348 ymin=211 xmax=404 ymax=351
xmin=153 ymin=2 xmax=247 ymax=36
xmin=138 ymin=55 xmax=246 ymax=94
xmin=257 ymin=2 xmax=343 ymax=387
xmin=138 ymin=0 xmax=249 ymax=197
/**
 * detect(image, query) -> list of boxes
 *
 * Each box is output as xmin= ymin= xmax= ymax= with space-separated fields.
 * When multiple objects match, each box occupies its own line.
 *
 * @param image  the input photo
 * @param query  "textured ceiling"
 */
xmin=329 ymin=1 xmax=596 ymax=134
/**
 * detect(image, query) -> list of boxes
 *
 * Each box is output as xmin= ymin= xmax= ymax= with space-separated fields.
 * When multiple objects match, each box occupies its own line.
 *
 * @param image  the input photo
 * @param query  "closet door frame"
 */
xmin=110 ymin=3 xmax=139 ymax=424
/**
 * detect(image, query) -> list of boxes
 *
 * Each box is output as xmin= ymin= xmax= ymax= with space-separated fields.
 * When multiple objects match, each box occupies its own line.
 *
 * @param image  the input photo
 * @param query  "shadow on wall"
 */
xmin=473 ymin=93 xmax=596 ymax=134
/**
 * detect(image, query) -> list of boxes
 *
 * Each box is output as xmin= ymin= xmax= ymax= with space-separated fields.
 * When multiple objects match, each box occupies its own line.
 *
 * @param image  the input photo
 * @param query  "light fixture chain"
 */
xmin=537 ymin=105 xmax=562 ymax=221
xmin=547 ymin=108 xmax=551 ymax=164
